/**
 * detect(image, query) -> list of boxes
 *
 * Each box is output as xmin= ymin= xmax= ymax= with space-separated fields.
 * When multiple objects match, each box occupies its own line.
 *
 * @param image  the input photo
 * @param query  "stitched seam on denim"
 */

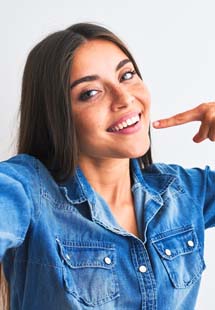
xmin=148 ymin=175 xmax=178 ymax=195
xmin=70 ymin=289 xmax=119 ymax=307
xmin=143 ymin=248 xmax=156 ymax=308
xmin=164 ymin=248 xmax=205 ymax=288
xmin=41 ymin=193 xmax=78 ymax=211
xmin=63 ymin=252 xmax=119 ymax=306
xmin=57 ymin=239 xmax=116 ymax=268
xmin=156 ymin=163 xmax=204 ymax=207
xmin=138 ymin=242 xmax=156 ymax=309
xmin=59 ymin=186 xmax=87 ymax=204
xmin=151 ymin=227 xmax=200 ymax=259
xmin=130 ymin=240 xmax=146 ymax=310
xmin=92 ymin=218 xmax=130 ymax=236
xmin=161 ymin=190 xmax=186 ymax=205
xmin=75 ymin=168 xmax=96 ymax=205
xmin=131 ymin=185 xmax=162 ymax=206
xmin=57 ymin=239 xmax=115 ymax=248
xmin=155 ymin=247 xmax=199 ymax=260
xmin=64 ymin=263 xmax=113 ymax=268
xmin=60 ymin=244 xmax=114 ymax=249
xmin=34 ymin=158 xmax=43 ymax=221
xmin=150 ymin=225 xmax=194 ymax=242
xmin=14 ymin=159 xmax=38 ymax=240
xmin=41 ymin=190 xmax=72 ymax=206
xmin=138 ymin=187 xmax=162 ymax=204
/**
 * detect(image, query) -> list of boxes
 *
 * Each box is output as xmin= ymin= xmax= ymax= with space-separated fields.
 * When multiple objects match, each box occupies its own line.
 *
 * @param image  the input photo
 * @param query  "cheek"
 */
xmin=74 ymin=110 xmax=104 ymax=140
xmin=133 ymin=82 xmax=151 ymax=107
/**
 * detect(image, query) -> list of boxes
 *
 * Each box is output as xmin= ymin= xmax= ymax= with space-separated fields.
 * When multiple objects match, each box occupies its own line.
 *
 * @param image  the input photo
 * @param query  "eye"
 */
xmin=120 ymin=70 xmax=136 ymax=82
xmin=79 ymin=89 xmax=99 ymax=101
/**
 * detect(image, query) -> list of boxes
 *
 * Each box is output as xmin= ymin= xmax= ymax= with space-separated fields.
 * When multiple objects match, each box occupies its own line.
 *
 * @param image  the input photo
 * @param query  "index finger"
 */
xmin=152 ymin=106 xmax=202 ymax=129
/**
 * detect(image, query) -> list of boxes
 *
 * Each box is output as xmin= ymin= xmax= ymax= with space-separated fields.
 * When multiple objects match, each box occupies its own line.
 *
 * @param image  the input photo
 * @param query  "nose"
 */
xmin=110 ymin=85 xmax=135 ymax=111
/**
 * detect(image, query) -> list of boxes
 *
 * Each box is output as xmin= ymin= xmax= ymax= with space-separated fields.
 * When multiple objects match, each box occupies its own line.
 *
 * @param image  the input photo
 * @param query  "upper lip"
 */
xmin=107 ymin=110 xmax=141 ymax=131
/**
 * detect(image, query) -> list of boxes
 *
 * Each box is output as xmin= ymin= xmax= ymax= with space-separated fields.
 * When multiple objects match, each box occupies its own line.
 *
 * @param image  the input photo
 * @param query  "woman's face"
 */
xmin=70 ymin=39 xmax=151 ymax=162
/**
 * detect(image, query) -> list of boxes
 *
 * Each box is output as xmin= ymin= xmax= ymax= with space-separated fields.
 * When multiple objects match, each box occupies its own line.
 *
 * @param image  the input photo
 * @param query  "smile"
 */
xmin=108 ymin=115 xmax=140 ymax=132
xmin=107 ymin=112 xmax=142 ymax=134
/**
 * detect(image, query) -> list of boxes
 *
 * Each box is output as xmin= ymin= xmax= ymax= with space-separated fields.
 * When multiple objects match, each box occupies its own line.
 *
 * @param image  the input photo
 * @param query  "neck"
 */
xmin=78 ymin=156 xmax=132 ymax=209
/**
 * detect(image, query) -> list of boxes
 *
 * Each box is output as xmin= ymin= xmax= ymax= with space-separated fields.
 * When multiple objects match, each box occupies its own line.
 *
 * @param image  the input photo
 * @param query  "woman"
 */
xmin=0 ymin=22 xmax=215 ymax=310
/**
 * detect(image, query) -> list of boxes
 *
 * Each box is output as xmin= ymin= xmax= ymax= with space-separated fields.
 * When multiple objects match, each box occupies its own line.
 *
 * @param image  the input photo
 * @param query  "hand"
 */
xmin=152 ymin=102 xmax=215 ymax=143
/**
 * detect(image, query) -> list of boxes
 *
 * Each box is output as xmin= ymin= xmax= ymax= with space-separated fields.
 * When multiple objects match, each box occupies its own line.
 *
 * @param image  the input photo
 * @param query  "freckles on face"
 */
xmin=70 ymin=39 xmax=151 ymax=160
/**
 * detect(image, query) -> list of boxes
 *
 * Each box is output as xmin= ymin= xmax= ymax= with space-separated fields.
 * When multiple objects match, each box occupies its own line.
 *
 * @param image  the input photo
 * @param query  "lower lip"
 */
xmin=109 ymin=120 xmax=142 ymax=135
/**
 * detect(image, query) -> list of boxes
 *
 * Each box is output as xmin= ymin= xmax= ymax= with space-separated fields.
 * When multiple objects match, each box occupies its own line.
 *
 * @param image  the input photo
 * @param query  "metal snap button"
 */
xmin=165 ymin=249 xmax=172 ymax=256
xmin=104 ymin=257 xmax=112 ymax=265
xmin=187 ymin=240 xmax=194 ymax=247
xmin=139 ymin=265 xmax=147 ymax=273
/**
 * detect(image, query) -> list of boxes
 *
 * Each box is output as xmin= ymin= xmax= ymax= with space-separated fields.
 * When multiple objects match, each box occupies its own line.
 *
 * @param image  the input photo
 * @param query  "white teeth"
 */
xmin=126 ymin=119 xmax=132 ymax=126
xmin=110 ymin=114 xmax=140 ymax=132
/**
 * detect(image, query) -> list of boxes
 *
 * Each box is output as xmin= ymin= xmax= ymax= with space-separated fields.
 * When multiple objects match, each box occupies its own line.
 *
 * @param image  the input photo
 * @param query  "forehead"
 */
xmin=70 ymin=39 xmax=129 ymax=79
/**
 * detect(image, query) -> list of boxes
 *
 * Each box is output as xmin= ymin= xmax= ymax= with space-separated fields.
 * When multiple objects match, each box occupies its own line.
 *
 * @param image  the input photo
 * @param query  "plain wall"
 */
xmin=1 ymin=0 xmax=215 ymax=308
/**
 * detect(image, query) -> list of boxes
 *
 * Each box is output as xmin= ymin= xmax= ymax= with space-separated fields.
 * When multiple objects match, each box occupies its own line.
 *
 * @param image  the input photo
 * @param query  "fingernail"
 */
xmin=152 ymin=121 xmax=160 ymax=128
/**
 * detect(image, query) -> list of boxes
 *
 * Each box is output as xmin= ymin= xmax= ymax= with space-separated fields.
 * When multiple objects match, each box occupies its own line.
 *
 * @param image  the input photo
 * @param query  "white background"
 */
xmin=0 ymin=0 xmax=215 ymax=308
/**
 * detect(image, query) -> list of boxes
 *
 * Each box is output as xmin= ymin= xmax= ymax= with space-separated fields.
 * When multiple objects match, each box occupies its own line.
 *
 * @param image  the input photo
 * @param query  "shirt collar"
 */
xmin=59 ymin=166 xmax=96 ymax=205
xmin=131 ymin=159 xmax=177 ymax=199
xmin=60 ymin=159 xmax=178 ymax=240
xmin=60 ymin=159 xmax=176 ymax=207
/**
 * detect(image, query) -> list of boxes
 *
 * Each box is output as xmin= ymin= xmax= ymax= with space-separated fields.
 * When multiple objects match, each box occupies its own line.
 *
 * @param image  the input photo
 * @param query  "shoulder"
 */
xmin=144 ymin=162 xmax=211 ymax=178
xmin=0 ymin=154 xmax=68 ymax=205
xmin=143 ymin=162 xmax=214 ymax=193
xmin=0 ymin=153 xmax=65 ymax=205
xmin=0 ymin=154 xmax=54 ymax=196
xmin=0 ymin=154 xmax=43 ymax=181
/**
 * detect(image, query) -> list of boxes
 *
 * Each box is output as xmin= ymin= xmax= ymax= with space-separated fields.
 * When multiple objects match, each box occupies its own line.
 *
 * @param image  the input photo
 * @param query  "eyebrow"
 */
xmin=70 ymin=58 xmax=132 ymax=89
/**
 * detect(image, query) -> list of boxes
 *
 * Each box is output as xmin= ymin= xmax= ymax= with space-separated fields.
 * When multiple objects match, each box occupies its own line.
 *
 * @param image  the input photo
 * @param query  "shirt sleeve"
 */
xmin=200 ymin=166 xmax=215 ymax=229
xmin=0 ymin=157 xmax=38 ymax=261
xmin=159 ymin=164 xmax=215 ymax=230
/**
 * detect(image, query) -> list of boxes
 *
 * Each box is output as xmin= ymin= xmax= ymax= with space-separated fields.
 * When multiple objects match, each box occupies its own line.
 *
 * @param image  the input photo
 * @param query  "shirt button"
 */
xmin=139 ymin=265 xmax=147 ymax=273
xmin=104 ymin=257 xmax=112 ymax=265
xmin=165 ymin=249 xmax=172 ymax=256
xmin=187 ymin=240 xmax=194 ymax=247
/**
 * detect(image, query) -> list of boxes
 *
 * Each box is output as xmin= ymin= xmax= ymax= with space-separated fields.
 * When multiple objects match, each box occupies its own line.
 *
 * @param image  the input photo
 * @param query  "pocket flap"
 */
xmin=152 ymin=228 xmax=198 ymax=260
xmin=56 ymin=239 xmax=116 ymax=269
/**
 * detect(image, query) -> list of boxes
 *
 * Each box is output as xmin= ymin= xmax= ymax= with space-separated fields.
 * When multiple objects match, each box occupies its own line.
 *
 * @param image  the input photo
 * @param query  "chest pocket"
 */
xmin=151 ymin=227 xmax=205 ymax=288
xmin=56 ymin=239 xmax=119 ymax=307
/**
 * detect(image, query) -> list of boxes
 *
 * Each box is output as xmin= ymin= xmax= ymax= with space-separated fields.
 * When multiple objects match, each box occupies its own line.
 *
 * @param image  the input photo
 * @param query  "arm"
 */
xmin=0 ymin=157 xmax=37 ymax=261
xmin=152 ymin=101 xmax=215 ymax=228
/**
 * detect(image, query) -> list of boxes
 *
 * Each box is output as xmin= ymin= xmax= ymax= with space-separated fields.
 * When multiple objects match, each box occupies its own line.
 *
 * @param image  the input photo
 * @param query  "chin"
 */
xmin=128 ymin=139 xmax=150 ymax=159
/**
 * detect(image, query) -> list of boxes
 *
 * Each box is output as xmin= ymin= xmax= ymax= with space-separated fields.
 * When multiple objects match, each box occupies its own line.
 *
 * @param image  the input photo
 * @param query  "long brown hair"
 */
xmin=18 ymin=22 xmax=152 ymax=182
xmin=2 ymin=23 xmax=153 ymax=309
xmin=0 ymin=264 xmax=9 ymax=310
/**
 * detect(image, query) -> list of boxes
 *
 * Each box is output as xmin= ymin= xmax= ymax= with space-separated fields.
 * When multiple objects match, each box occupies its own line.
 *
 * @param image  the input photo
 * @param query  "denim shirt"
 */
xmin=0 ymin=154 xmax=214 ymax=310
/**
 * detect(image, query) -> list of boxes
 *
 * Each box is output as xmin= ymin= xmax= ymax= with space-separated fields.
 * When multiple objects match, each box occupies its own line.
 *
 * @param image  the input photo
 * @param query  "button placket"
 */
xmin=131 ymin=240 xmax=157 ymax=309
xmin=139 ymin=265 xmax=147 ymax=273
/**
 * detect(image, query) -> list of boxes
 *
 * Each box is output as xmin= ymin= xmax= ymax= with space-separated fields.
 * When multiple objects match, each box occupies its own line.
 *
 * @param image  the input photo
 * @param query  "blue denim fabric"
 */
xmin=0 ymin=154 xmax=214 ymax=309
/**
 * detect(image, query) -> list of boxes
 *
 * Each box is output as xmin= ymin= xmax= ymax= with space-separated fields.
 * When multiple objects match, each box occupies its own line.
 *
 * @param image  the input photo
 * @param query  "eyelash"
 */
xmin=78 ymin=69 xmax=137 ymax=102
xmin=79 ymin=89 xmax=98 ymax=101
xmin=120 ymin=69 xmax=136 ymax=82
